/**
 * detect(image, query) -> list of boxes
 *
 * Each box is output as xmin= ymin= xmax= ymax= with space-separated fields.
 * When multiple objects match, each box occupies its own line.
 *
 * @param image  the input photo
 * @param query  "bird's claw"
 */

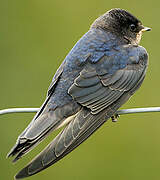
xmin=111 ymin=114 xmax=120 ymax=122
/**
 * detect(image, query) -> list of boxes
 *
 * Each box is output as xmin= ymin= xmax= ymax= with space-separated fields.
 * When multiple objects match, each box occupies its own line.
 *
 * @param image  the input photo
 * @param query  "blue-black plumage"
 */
xmin=7 ymin=8 xmax=151 ymax=179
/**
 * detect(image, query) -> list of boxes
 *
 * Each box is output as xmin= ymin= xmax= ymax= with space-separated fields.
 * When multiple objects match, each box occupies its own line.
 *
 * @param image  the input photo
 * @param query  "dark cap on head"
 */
xmin=91 ymin=8 xmax=151 ymax=44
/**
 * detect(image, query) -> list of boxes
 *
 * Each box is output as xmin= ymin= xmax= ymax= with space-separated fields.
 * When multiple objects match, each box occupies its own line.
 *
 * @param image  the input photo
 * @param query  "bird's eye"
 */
xmin=129 ymin=24 xmax=136 ymax=32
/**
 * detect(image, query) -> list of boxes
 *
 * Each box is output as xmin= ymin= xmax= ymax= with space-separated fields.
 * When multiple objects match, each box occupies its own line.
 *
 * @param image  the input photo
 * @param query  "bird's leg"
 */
xmin=111 ymin=113 xmax=120 ymax=122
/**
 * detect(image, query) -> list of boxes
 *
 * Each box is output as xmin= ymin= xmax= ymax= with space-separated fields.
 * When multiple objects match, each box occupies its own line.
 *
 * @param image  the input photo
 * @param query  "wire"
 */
xmin=0 ymin=107 xmax=160 ymax=116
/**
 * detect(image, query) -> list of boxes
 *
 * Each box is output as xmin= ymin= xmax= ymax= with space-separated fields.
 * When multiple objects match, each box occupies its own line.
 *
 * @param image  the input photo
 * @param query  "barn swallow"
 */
xmin=7 ymin=8 xmax=151 ymax=179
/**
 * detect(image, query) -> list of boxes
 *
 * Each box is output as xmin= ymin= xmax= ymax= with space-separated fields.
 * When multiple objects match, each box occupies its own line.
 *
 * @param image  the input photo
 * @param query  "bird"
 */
xmin=7 ymin=8 xmax=151 ymax=179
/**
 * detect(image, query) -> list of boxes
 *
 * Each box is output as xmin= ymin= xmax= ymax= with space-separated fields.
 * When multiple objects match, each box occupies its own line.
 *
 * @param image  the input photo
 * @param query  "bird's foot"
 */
xmin=111 ymin=114 xmax=120 ymax=122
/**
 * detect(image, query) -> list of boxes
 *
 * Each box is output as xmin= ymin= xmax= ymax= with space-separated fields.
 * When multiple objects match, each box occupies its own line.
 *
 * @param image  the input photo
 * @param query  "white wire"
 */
xmin=0 ymin=107 xmax=160 ymax=115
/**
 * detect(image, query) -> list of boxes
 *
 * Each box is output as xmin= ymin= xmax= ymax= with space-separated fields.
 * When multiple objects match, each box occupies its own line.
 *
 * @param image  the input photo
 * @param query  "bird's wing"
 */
xmin=68 ymin=60 xmax=146 ymax=114
xmin=14 ymin=52 xmax=148 ymax=179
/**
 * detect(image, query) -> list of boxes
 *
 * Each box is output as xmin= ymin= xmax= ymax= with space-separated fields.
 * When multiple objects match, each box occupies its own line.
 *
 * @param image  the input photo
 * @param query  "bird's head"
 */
xmin=91 ymin=8 xmax=151 ymax=45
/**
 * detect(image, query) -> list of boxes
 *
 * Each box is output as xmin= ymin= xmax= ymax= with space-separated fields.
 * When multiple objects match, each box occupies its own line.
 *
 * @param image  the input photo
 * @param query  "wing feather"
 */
xmin=75 ymin=75 xmax=99 ymax=87
xmin=76 ymin=87 xmax=106 ymax=104
xmin=69 ymin=56 xmax=146 ymax=114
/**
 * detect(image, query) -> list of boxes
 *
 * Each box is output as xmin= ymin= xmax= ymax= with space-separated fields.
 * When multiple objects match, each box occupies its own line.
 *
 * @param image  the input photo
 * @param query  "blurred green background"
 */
xmin=0 ymin=0 xmax=160 ymax=180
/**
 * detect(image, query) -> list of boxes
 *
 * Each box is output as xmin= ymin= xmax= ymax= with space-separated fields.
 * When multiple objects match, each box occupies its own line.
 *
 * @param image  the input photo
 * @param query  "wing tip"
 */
xmin=7 ymin=143 xmax=19 ymax=158
xmin=14 ymin=166 xmax=30 ymax=180
xmin=7 ymin=142 xmax=25 ymax=163
xmin=14 ymin=154 xmax=45 ymax=179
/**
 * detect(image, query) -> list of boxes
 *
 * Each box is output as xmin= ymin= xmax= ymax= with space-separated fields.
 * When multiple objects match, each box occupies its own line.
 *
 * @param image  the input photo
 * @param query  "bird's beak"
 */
xmin=141 ymin=26 xmax=151 ymax=32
